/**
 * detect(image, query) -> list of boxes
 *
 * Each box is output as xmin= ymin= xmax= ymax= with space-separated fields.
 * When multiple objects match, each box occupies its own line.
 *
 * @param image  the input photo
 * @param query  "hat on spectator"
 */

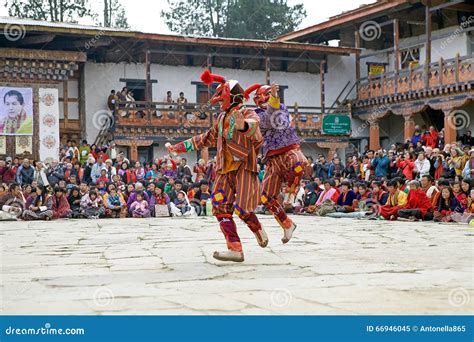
xmin=5 ymin=156 xmax=12 ymax=162
xmin=105 ymin=159 xmax=113 ymax=164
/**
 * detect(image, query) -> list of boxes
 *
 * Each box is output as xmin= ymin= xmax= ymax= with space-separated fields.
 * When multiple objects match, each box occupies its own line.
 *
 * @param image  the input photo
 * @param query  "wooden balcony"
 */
xmin=356 ymin=55 xmax=473 ymax=106
xmin=110 ymin=101 xmax=351 ymax=141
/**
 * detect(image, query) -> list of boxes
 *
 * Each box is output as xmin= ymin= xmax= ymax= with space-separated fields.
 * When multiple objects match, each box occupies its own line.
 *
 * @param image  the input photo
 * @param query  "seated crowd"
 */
xmin=0 ymin=126 xmax=472 ymax=224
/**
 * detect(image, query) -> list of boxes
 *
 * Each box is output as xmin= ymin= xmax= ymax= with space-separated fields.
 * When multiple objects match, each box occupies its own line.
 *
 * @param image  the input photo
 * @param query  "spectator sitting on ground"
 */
xmin=397 ymin=180 xmax=433 ymax=221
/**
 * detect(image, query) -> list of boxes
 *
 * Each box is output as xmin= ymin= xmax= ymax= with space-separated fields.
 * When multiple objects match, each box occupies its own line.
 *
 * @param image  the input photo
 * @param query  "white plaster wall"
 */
xmin=84 ymin=61 xmax=358 ymax=142
xmin=362 ymin=25 xmax=470 ymax=75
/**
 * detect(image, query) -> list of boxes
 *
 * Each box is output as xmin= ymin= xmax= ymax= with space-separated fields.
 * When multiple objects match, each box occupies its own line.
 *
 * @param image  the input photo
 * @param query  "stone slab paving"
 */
xmin=1 ymin=215 xmax=472 ymax=315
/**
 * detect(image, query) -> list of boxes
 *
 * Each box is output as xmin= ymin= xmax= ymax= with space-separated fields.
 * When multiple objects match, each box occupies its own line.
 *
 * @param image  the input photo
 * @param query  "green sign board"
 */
xmin=322 ymin=115 xmax=351 ymax=135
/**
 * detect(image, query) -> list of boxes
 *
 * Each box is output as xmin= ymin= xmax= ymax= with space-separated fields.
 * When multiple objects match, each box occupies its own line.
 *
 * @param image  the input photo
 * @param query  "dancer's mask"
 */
xmin=244 ymin=84 xmax=271 ymax=109
xmin=200 ymin=69 xmax=242 ymax=111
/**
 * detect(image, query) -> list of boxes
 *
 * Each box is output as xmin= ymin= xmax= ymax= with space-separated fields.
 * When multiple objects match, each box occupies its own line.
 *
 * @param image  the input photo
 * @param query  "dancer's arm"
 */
xmin=266 ymin=83 xmax=290 ymax=130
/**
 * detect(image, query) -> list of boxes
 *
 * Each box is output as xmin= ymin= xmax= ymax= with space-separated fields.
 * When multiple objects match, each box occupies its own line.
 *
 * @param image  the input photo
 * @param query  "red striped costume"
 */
xmin=173 ymin=105 xmax=263 ymax=253
xmin=245 ymin=84 xmax=308 ymax=239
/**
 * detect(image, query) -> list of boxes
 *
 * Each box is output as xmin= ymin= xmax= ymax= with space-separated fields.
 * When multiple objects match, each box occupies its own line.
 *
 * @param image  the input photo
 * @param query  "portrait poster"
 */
xmin=0 ymin=87 xmax=33 ymax=135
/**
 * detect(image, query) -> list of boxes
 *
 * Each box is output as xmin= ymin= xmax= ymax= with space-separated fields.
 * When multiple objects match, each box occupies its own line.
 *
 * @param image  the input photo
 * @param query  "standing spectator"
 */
xmin=372 ymin=149 xmax=389 ymax=178
xmin=422 ymin=126 xmax=438 ymax=148
xmin=176 ymin=92 xmax=188 ymax=109
xmin=83 ymin=157 xmax=94 ymax=185
xmin=107 ymin=90 xmax=117 ymax=111
xmin=411 ymin=126 xmax=423 ymax=145
xmin=193 ymin=159 xmax=207 ymax=181
xmin=460 ymin=130 xmax=474 ymax=146
xmin=414 ymin=151 xmax=431 ymax=180
xmin=164 ymin=90 xmax=173 ymax=107
xmin=46 ymin=160 xmax=64 ymax=186
xmin=396 ymin=152 xmax=415 ymax=180
xmin=451 ymin=147 xmax=467 ymax=177
xmin=462 ymin=149 xmax=474 ymax=179
xmin=78 ymin=140 xmax=90 ymax=165
xmin=1 ymin=157 xmax=16 ymax=184
xmin=176 ymin=158 xmax=192 ymax=180
xmin=91 ymin=156 xmax=106 ymax=184
xmin=104 ymin=159 xmax=117 ymax=181
xmin=33 ymin=161 xmax=49 ymax=186
xmin=16 ymin=158 xmax=34 ymax=185
xmin=328 ymin=157 xmax=344 ymax=178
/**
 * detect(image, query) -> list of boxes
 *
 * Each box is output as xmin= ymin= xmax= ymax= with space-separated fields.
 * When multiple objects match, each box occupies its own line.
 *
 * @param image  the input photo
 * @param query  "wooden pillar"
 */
xmin=207 ymin=53 xmax=212 ymax=100
xmin=130 ymin=141 xmax=138 ymax=162
xmin=424 ymin=1 xmax=432 ymax=89
xmin=63 ymin=80 xmax=69 ymax=136
xmin=404 ymin=115 xmax=415 ymax=142
xmin=265 ymin=57 xmax=270 ymax=85
xmin=201 ymin=148 xmax=209 ymax=164
xmin=393 ymin=19 xmax=400 ymax=93
xmin=354 ymin=31 xmax=361 ymax=95
xmin=369 ymin=121 xmax=380 ymax=150
xmin=320 ymin=59 xmax=326 ymax=114
xmin=444 ymin=110 xmax=456 ymax=144
xmin=145 ymin=50 xmax=151 ymax=102
xmin=78 ymin=63 xmax=87 ymax=141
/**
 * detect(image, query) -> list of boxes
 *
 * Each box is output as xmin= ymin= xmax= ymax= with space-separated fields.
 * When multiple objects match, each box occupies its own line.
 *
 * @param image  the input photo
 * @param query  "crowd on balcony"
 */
xmin=0 ymin=124 xmax=472 ymax=224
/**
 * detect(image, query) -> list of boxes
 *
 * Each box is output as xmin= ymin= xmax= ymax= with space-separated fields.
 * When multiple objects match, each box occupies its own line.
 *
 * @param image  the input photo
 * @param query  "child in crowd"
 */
xmin=130 ymin=192 xmax=150 ymax=218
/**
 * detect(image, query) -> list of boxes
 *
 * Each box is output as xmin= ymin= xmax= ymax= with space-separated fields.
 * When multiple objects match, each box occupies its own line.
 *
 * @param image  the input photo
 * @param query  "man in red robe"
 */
xmin=397 ymin=180 xmax=433 ymax=221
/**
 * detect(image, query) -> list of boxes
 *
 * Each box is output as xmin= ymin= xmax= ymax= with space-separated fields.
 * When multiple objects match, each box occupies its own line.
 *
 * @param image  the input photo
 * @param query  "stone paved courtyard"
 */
xmin=1 ymin=215 xmax=473 ymax=315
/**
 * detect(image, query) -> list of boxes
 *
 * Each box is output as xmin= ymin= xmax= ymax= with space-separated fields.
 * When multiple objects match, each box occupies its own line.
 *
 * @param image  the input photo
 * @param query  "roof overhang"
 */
xmin=276 ymin=0 xmax=409 ymax=42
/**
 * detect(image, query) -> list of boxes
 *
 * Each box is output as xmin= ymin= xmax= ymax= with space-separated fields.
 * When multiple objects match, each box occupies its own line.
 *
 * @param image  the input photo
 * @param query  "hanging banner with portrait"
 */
xmin=38 ymin=88 xmax=60 ymax=162
xmin=0 ymin=87 xmax=33 ymax=135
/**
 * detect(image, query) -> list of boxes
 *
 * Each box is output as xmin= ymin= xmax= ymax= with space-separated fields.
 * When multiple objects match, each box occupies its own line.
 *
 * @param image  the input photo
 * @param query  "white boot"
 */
xmin=281 ymin=221 xmax=297 ymax=244
xmin=213 ymin=250 xmax=244 ymax=262
xmin=253 ymin=229 xmax=268 ymax=248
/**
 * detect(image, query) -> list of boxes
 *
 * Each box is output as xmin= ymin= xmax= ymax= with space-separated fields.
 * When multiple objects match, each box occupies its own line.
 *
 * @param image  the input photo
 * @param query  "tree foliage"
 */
xmin=5 ymin=0 xmax=129 ymax=29
xmin=6 ymin=0 xmax=92 ymax=23
xmin=161 ymin=0 xmax=306 ymax=39
xmin=103 ymin=0 xmax=129 ymax=29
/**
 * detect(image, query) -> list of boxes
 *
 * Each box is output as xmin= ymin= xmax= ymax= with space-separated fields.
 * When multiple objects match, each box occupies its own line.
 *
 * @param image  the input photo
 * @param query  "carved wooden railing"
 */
xmin=113 ymin=101 xmax=351 ymax=136
xmin=357 ymin=55 xmax=473 ymax=101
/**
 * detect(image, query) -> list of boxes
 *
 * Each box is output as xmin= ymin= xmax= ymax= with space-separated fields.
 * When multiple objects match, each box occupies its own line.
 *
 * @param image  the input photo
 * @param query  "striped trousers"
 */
xmin=262 ymin=148 xmax=308 ymax=199
xmin=261 ymin=148 xmax=308 ymax=229
xmin=212 ymin=166 xmax=262 ymax=252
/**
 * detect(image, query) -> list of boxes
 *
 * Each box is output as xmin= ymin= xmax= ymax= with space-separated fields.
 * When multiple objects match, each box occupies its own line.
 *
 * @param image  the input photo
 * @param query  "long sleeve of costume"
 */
xmin=173 ymin=121 xmax=219 ymax=154
xmin=237 ymin=109 xmax=263 ymax=144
